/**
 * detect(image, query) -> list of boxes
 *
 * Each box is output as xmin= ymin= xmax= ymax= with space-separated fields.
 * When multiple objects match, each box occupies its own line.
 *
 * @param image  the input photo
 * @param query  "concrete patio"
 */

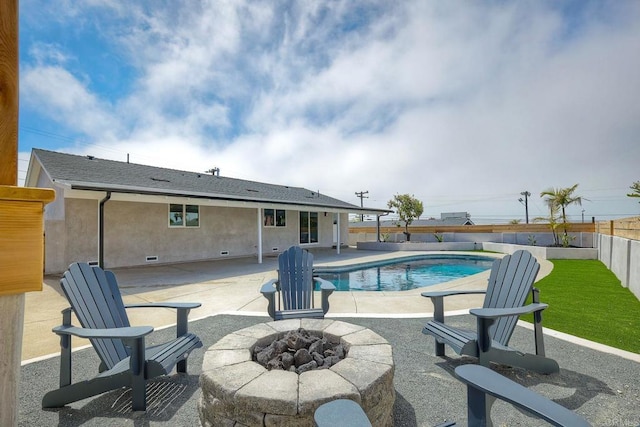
xmin=18 ymin=249 xmax=640 ymax=426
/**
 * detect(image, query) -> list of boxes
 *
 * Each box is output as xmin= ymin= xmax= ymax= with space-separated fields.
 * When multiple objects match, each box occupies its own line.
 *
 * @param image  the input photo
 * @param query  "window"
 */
xmin=264 ymin=209 xmax=286 ymax=227
xmin=185 ymin=205 xmax=200 ymax=227
xmin=169 ymin=204 xmax=199 ymax=227
xmin=299 ymin=211 xmax=318 ymax=244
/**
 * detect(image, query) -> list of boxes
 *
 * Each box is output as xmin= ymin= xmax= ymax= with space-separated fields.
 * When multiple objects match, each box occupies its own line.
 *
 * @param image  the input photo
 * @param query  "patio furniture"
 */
xmin=314 ymin=399 xmax=372 ymax=427
xmin=42 ymin=262 xmax=202 ymax=411
xmin=312 ymin=366 xmax=589 ymax=427
xmin=454 ymin=364 xmax=591 ymax=426
xmin=422 ymin=250 xmax=559 ymax=374
xmin=260 ymin=246 xmax=336 ymax=320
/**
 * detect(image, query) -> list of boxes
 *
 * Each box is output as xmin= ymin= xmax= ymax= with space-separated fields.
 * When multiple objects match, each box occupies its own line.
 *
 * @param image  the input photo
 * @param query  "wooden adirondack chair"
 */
xmin=422 ymin=250 xmax=559 ymax=374
xmin=260 ymin=246 xmax=336 ymax=320
xmin=453 ymin=365 xmax=591 ymax=426
xmin=42 ymin=263 xmax=202 ymax=411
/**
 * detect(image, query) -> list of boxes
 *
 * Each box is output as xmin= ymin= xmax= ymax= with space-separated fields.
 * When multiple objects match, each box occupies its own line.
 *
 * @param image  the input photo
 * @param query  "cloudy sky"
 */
xmin=18 ymin=0 xmax=640 ymax=223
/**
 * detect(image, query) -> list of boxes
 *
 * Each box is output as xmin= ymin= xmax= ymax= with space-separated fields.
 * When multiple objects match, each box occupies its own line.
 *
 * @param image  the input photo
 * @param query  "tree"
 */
xmin=628 ymin=181 xmax=640 ymax=201
xmin=540 ymin=184 xmax=584 ymax=246
xmin=534 ymin=201 xmax=561 ymax=246
xmin=387 ymin=194 xmax=423 ymax=241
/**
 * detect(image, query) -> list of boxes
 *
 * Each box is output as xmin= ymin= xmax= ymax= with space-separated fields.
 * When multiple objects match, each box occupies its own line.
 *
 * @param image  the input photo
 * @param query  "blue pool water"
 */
xmin=315 ymin=255 xmax=494 ymax=291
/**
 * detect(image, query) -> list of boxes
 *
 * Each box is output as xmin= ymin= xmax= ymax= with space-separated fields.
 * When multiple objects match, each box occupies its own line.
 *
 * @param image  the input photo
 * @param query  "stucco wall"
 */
xmin=43 ymin=199 xmax=347 ymax=272
xmin=65 ymin=199 xmax=100 ymax=266
xmin=40 ymin=178 xmax=68 ymax=274
xmin=629 ymin=240 xmax=640 ymax=298
xmin=598 ymin=234 xmax=639 ymax=300
xmin=599 ymin=234 xmax=613 ymax=269
xmin=610 ymin=236 xmax=631 ymax=286
xmin=261 ymin=210 xmax=299 ymax=253
xmin=41 ymin=188 xmax=353 ymax=273
xmin=45 ymin=196 xmax=99 ymax=274
xmin=103 ymin=202 xmax=259 ymax=268
xmin=350 ymin=230 xmax=595 ymax=248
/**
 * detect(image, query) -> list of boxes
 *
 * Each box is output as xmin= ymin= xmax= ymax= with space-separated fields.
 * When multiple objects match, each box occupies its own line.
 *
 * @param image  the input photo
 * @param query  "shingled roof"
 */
xmin=30 ymin=149 xmax=385 ymax=213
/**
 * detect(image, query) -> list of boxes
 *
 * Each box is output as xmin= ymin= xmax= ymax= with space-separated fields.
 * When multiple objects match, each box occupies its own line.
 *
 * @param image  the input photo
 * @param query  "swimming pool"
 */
xmin=315 ymin=255 xmax=495 ymax=291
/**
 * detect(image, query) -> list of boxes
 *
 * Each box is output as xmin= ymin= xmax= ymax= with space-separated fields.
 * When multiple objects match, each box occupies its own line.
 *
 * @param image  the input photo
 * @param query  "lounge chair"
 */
xmin=42 ymin=263 xmax=202 ymax=411
xmin=422 ymin=250 xmax=559 ymax=374
xmin=260 ymin=246 xmax=335 ymax=320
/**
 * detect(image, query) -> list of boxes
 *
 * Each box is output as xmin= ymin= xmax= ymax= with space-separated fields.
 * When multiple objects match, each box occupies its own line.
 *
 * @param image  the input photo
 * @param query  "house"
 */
xmin=351 ymin=212 xmax=475 ymax=230
xmin=26 ymin=149 xmax=388 ymax=274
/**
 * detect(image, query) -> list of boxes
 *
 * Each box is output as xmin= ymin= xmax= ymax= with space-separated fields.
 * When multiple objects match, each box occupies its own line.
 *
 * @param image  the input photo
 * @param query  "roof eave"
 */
xmin=62 ymin=181 xmax=388 ymax=214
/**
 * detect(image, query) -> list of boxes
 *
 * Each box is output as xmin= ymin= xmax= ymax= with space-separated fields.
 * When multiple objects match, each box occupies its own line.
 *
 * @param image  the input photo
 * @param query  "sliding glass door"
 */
xmin=299 ymin=211 xmax=318 ymax=244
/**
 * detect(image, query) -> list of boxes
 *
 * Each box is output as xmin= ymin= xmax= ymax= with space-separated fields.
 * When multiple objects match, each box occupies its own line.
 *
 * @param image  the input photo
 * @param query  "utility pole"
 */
xmin=519 ymin=191 xmax=530 ymax=224
xmin=355 ymin=191 xmax=369 ymax=221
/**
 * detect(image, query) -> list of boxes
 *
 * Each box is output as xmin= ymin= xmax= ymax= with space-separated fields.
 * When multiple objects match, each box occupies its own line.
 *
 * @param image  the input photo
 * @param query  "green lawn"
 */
xmin=523 ymin=259 xmax=640 ymax=354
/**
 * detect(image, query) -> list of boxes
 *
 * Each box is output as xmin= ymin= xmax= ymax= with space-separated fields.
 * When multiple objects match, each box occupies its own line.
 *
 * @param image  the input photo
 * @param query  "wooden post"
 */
xmin=1 ymin=2 xmax=27 ymax=426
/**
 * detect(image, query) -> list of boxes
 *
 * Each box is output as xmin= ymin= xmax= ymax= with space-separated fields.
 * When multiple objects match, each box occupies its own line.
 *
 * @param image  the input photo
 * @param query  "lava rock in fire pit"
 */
xmin=253 ymin=328 xmax=347 ymax=374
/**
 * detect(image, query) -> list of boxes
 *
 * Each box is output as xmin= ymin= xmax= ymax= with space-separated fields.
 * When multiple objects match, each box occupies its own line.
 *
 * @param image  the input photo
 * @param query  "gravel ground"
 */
xmin=19 ymin=314 xmax=640 ymax=426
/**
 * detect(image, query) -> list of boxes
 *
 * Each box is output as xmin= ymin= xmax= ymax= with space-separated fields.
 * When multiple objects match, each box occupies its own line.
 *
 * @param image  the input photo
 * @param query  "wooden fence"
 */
xmin=595 ymin=216 xmax=640 ymax=241
xmin=349 ymin=222 xmax=597 ymax=236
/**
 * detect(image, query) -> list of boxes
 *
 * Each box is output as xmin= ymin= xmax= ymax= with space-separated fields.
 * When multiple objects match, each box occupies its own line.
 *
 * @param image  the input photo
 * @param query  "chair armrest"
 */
xmin=314 ymin=277 xmax=336 ymax=292
xmin=260 ymin=279 xmax=278 ymax=295
xmin=471 ymin=303 xmax=549 ymax=356
xmin=125 ymin=302 xmax=201 ymax=310
xmin=470 ymin=303 xmax=548 ymax=319
xmin=52 ymin=324 xmax=153 ymax=339
xmin=260 ymin=279 xmax=279 ymax=320
xmin=125 ymin=301 xmax=201 ymax=336
xmin=422 ymin=290 xmax=486 ymax=322
xmin=421 ymin=290 xmax=486 ymax=298
xmin=454 ymin=365 xmax=591 ymax=426
xmin=314 ymin=277 xmax=335 ymax=315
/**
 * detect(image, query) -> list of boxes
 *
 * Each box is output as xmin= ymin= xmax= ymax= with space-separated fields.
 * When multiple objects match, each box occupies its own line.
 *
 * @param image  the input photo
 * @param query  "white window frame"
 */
xmin=168 ymin=204 xmax=200 ymax=228
xmin=264 ymin=208 xmax=286 ymax=227
xmin=299 ymin=211 xmax=319 ymax=244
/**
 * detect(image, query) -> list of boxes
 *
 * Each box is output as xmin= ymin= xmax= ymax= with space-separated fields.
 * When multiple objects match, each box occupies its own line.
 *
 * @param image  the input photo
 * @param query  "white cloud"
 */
xmin=21 ymin=65 xmax=121 ymax=140
xmin=18 ymin=0 xmax=640 ymax=221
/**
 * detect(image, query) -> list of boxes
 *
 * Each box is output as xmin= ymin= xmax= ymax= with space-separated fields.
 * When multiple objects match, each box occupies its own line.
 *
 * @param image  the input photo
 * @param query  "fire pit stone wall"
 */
xmin=199 ymin=318 xmax=395 ymax=427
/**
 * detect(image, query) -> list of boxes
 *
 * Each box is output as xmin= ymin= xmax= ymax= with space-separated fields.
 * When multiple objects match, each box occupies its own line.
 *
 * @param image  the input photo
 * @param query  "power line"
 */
xmin=354 ymin=190 xmax=369 ymax=221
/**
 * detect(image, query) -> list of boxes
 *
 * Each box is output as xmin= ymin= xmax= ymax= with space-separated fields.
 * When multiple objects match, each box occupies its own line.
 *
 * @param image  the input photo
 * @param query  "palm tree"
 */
xmin=540 ymin=184 xmax=584 ymax=245
xmin=534 ymin=199 xmax=561 ymax=246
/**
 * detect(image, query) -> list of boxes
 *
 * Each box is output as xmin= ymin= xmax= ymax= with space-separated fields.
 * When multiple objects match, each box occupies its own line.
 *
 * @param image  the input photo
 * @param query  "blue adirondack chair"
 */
xmin=42 ymin=263 xmax=202 ymax=411
xmin=314 ymin=366 xmax=591 ymax=427
xmin=422 ymin=250 xmax=559 ymax=374
xmin=260 ymin=246 xmax=336 ymax=320
xmin=453 ymin=364 xmax=591 ymax=426
xmin=314 ymin=399 xmax=372 ymax=427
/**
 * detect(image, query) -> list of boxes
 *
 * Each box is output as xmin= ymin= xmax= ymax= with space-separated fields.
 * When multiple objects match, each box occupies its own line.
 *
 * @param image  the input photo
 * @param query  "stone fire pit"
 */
xmin=198 ymin=319 xmax=395 ymax=427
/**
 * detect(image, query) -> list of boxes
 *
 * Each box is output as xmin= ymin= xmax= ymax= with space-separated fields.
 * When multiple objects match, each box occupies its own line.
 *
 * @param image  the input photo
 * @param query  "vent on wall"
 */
xmin=146 ymin=256 xmax=159 ymax=262
xmin=272 ymin=247 xmax=279 ymax=252
xmin=88 ymin=261 xmax=99 ymax=266
xmin=220 ymin=251 xmax=229 ymax=256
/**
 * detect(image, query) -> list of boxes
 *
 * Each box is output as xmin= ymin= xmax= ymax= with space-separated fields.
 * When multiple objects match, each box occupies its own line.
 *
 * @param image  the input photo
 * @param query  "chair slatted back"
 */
xmin=483 ymin=250 xmax=540 ymax=346
xmin=278 ymin=246 xmax=314 ymax=310
xmin=60 ymin=263 xmax=131 ymax=370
